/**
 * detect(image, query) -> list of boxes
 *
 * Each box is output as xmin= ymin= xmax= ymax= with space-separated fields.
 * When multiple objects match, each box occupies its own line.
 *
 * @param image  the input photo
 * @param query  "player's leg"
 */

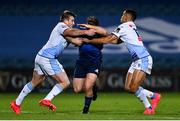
xmin=128 ymin=69 xmax=154 ymax=114
xmin=124 ymin=62 xmax=135 ymax=92
xmin=131 ymin=70 xmax=161 ymax=114
xmin=130 ymin=56 xmax=161 ymax=114
xmin=83 ymin=73 xmax=97 ymax=114
xmin=124 ymin=72 xmax=133 ymax=92
xmin=125 ymin=71 xmax=154 ymax=114
xmin=125 ymin=58 xmax=153 ymax=114
xmin=139 ymin=56 xmax=161 ymax=112
xmin=92 ymin=83 xmax=98 ymax=101
xmin=73 ymin=78 xmax=85 ymax=93
xmin=73 ymin=63 xmax=86 ymax=93
xmin=39 ymin=59 xmax=70 ymax=111
xmin=11 ymin=70 xmax=45 ymax=114
xmin=39 ymin=72 xmax=70 ymax=111
xmin=10 ymin=56 xmax=45 ymax=114
xmin=129 ymin=69 xmax=146 ymax=92
xmin=125 ymin=70 xmax=151 ymax=110
xmin=139 ymin=87 xmax=161 ymax=112
xmin=92 ymin=65 xmax=101 ymax=101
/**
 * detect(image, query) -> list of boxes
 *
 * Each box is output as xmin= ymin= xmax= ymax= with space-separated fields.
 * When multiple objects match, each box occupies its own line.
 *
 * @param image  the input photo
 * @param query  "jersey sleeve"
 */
xmin=57 ymin=23 xmax=69 ymax=35
xmin=111 ymin=25 xmax=126 ymax=38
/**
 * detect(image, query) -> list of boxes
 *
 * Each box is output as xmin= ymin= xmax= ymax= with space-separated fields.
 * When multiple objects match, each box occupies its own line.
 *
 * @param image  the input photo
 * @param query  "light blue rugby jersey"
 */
xmin=38 ymin=22 xmax=69 ymax=59
xmin=112 ymin=21 xmax=150 ymax=61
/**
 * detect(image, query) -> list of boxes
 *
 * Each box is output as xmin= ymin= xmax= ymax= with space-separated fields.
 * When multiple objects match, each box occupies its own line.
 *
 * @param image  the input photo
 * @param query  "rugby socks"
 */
xmin=84 ymin=96 xmax=93 ymax=107
xmin=135 ymin=87 xmax=151 ymax=108
xmin=139 ymin=86 xmax=154 ymax=99
xmin=83 ymin=96 xmax=93 ymax=113
xmin=44 ymin=84 xmax=63 ymax=101
xmin=16 ymin=82 xmax=34 ymax=105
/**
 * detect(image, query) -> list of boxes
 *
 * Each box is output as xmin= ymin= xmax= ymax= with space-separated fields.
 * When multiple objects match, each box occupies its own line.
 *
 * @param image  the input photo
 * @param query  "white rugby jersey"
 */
xmin=112 ymin=21 xmax=150 ymax=61
xmin=38 ymin=22 xmax=69 ymax=59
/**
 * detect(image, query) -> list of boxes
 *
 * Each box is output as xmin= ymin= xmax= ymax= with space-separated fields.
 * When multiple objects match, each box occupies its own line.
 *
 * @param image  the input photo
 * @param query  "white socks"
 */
xmin=16 ymin=82 xmax=34 ymax=105
xmin=135 ymin=87 xmax=152 ymax=108
xmin=15 ymin=83 xmax=64 ymax=105
xmin=44 ymin=84 xmax=63 ymax=101
xmin=141 ymin=88 xmax=154 ymax=99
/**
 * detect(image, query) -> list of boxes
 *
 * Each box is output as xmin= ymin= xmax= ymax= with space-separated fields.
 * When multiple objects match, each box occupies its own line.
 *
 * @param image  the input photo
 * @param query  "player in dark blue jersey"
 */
xmin=73 ymin=16 xmax=108 ymax=114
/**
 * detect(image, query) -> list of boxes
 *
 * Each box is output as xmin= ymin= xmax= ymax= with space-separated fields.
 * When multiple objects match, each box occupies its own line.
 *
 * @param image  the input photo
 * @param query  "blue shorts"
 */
xmin=74 ymin=60 xmax=101 ymax=78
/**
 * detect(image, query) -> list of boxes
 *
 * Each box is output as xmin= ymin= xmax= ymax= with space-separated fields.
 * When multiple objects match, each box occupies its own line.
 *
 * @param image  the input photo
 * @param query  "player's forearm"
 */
xmin=65 ymin=37 xmax=82 ymax=46
xmin=90 ymin=35 xmax=119 ymax=44
xmin=90 ymin=37 xmax=108 ymax=44
xmin=65 ymin=37 xmax=75 ymax=43
xmin=65 ymin=37 xmax=79 ymax=44
xmin=64 ymin=29 xmax=88 ymax=37
xmin=83 ymin=24 xmax=108 ymax=36
xmin=88 ymin=36 xmax=110 ymax=44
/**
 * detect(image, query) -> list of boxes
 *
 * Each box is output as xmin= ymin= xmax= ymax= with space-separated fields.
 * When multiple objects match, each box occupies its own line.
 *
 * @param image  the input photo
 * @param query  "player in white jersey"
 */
xmin=10 ymin=10 xmax=96 ymax=114
xmin=81 ymin=9 xmax=161 ymax=115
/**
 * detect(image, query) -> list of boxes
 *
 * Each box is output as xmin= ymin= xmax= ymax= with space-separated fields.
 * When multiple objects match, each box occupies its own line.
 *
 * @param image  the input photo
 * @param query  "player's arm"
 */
xmin=65 ymin=37 xmax=83 ymax=46
xmin=78 ymin=24 xmax=108 ymax=36
xmin=63 ymin=28 xmax=95 ymax=37
xmin=83 ymin=34 xmax=122 ymax=44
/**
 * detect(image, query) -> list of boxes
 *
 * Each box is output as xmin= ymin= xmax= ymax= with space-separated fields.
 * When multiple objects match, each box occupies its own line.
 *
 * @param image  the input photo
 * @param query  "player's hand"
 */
xmin=74 ymin=38 xmax=83 ymax=46
xmin=81 ymin=38 xmax=90 ymax=43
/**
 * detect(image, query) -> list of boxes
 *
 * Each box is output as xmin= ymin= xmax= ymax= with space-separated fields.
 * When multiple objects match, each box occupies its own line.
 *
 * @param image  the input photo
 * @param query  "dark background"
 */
xmin=0 ymin=0 xmax=180 ymax=92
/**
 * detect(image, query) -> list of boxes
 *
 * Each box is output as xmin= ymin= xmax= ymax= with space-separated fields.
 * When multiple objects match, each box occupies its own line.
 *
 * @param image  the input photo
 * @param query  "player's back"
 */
xmin=38 ymin=22 xmax=69 ymax=59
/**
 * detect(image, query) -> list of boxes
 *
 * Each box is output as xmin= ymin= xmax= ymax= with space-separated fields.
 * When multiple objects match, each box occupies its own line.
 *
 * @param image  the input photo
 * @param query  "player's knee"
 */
xmin=74 ymin=88 xmax=78 ymax=93
xmin=66 ymin=80 xmax=70 ymax=87
xmin=73 ymin=87 xmax=82 ymax=93
xmin=129 ymin=84 xmax=138 ymax=93
xmin=84 ymin=85 xmax=92 ymax=92
xmin=124 ymin=85 xmax=130 ymax=92
xmin=62 ymin=80 xmax=70 ymax=89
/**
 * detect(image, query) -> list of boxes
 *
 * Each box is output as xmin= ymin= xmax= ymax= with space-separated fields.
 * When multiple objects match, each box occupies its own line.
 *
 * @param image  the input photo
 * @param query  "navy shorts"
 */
xmin=74 ymin=60 xmax=101 ymax=78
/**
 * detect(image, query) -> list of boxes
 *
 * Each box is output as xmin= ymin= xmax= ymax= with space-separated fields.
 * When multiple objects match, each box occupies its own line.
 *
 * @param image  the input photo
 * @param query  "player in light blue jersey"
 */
xmin=10 ymin=10 xmax=96 ymax=114
xmin=82 ymin=9 xmax=161 ymax=115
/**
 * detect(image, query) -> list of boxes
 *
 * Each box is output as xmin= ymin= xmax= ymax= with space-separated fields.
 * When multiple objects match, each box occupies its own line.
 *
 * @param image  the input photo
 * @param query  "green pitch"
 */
xmin=0 ymin=92 xmax=180 ymax=120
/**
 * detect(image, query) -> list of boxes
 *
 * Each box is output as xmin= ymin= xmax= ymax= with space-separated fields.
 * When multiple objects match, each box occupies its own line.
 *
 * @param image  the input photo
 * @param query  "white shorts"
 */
xmin=34 ymin=55 xmax=65 ymax=76
xmin=128 ymin=56 xmax=153 ymax=75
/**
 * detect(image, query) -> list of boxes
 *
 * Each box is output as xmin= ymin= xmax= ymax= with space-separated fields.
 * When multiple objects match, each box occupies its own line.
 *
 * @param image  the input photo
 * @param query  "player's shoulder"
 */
xmin=57 ymin=22 xmax=69 ymax=29
xmin=117 ymin=22 xmax=128 ymax=30
xmin=124 ymin=21 xmax=136 ymax=28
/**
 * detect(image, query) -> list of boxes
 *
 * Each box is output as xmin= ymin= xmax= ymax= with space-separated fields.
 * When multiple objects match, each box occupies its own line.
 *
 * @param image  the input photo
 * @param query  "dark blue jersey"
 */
xmin=74 ymin=34 xmax=103 ymax=78
xmin=77 ymin=34 xmax=103 ymax=64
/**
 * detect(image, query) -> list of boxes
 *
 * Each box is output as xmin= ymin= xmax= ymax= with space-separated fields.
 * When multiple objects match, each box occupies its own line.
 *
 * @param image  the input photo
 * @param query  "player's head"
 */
xmin=60 ymin=10 xmax=76 ymax=28
xmin=87 ymin=16 xmax=99 ymax=26
xmin=120 ymin=9 xmax=137 ymax=23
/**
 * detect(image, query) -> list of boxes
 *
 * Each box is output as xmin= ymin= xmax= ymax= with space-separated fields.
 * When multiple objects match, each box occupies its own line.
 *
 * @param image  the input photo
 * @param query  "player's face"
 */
xmin=67 ymin=16 xmax=75 ymax=28
xmin=120 ymin=11 xmax=128 ymax=23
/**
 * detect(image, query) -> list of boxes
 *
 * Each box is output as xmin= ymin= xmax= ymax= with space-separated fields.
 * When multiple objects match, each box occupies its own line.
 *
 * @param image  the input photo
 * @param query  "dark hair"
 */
xmin=60 ymin=10 xmax=76 ymax=22
xmin=87 ymin=16 xmax=99 ymax=26
xmin=125 ymin=9 xmax=137 ymax=21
